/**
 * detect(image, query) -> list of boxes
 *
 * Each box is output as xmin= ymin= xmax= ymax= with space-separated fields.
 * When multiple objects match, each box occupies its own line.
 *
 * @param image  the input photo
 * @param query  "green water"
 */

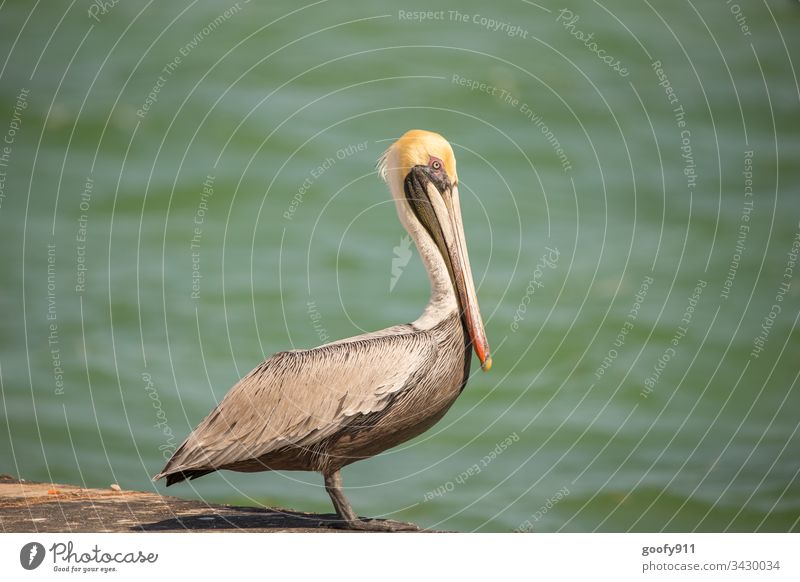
xmin=1 ymin=0 xmax=798 ymax=532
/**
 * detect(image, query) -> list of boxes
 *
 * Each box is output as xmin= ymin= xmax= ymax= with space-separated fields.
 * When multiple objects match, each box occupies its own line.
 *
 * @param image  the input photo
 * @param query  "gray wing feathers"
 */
xmin=157 ymin=330 xmax=435 ymax=476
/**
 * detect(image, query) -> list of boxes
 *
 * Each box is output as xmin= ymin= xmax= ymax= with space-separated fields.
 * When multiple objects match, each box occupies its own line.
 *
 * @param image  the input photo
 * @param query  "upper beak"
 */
xmin=406 ymin=170 xmax=492 ymax=371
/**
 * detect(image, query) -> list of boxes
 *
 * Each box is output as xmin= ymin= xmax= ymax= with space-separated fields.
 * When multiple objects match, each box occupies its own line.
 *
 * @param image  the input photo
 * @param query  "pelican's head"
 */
xmin=379 ymin=130 xmax=491 ymax=371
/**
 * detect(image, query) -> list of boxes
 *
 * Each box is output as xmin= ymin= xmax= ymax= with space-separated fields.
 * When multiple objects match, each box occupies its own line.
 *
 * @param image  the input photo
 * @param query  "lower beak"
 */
xmin=444 ymin=185 xmax=492 ymax=371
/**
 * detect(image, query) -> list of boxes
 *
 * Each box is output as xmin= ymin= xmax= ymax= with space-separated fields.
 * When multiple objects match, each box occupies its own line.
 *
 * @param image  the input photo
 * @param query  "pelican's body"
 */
xmin=155 ymin=130 xmax=491 ymax=530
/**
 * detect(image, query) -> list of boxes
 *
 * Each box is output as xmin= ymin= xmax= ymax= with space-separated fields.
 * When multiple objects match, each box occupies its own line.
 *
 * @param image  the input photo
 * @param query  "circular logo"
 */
xmin=19 ymin=542 xmax=46 ymax=570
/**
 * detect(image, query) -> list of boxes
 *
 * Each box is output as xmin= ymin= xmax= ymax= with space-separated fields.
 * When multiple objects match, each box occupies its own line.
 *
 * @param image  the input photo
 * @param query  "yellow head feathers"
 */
xmin=379 ymin=129 xmax=458 ymax=185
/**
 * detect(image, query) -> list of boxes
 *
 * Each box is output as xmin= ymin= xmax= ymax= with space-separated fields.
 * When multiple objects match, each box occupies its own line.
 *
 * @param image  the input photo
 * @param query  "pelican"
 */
xmin=154 ymin=129 xmax=492 ymax=531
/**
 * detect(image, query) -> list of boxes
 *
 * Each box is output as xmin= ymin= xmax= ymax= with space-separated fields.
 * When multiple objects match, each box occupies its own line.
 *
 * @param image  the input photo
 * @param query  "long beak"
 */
xmin=407 ymin=172 xmax=492 ymax=371
xmin=444 ymin=184 xmax=492 ymax=371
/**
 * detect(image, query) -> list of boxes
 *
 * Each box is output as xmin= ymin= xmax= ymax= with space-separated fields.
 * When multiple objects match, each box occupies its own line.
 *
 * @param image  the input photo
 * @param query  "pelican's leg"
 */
xmin=323 ymin=469 xmax=417 ymax=532
xmin=324 ymin=469 xmax=359 ymax=522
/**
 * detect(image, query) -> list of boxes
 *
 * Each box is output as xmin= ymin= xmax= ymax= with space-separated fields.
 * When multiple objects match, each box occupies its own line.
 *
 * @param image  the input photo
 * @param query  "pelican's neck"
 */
xmin=387 ymin=175 xmax=458 ymax=330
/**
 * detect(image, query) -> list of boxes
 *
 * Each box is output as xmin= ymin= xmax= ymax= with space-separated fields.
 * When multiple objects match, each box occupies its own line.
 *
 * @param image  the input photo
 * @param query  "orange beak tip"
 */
xmin=481 ymin=356 xmax=492 ymax=372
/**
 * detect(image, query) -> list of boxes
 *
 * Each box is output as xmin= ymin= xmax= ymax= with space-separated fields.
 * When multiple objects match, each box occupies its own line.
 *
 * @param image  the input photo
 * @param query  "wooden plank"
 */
xmin=0 ymin=475 xmax=421 ymax=532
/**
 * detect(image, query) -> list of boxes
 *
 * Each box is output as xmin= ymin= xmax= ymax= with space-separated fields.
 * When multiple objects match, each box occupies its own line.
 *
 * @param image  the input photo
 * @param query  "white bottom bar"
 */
xmin=1 ymin=533 xmax=796 ymax=581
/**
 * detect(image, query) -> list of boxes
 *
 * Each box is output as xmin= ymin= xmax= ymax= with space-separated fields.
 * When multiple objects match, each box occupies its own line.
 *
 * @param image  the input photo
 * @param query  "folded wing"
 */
xmin=155 ymin=329 xmax=436 ymax=481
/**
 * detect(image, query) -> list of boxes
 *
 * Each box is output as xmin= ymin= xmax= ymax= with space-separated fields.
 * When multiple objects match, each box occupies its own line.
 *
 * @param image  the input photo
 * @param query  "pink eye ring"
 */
xmin=429 ymin=157 xmax=443 ymax=171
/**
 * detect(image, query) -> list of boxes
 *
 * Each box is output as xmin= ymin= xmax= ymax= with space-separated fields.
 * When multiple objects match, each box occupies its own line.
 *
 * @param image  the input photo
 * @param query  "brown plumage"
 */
xmin=154 ymin=130 xmax=491 ymax=530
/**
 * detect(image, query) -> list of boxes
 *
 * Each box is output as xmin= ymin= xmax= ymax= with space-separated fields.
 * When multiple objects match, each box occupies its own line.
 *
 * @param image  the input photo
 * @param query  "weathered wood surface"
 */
xmin=0 ymin=475 xmax=421 ymax=533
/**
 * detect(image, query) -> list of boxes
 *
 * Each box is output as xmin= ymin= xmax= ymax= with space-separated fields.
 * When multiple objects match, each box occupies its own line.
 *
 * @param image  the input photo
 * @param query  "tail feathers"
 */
xmin=153 ymin=441 xmax=214 ymax=486
xmin=153 ymin=468 xmax=215 ymax=487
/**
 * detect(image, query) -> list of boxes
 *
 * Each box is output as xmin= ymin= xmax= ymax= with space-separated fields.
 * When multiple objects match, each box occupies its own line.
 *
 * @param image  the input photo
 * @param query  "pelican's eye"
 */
xmin=429 ymin=157 xmax=443 ymax=172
